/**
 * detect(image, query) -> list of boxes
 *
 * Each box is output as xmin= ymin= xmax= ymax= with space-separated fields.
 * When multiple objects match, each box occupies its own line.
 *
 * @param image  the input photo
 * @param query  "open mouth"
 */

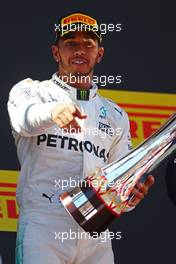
xmin=71 ymin=58 xmax=88 ymax=65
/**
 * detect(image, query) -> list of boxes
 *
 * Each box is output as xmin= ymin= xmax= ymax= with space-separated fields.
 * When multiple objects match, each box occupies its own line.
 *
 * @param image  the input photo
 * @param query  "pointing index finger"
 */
xmin=73 ymin=107 xmax=87 ymax=119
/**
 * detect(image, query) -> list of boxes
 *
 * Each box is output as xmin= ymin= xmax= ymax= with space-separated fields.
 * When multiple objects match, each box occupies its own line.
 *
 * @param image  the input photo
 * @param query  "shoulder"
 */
xmin=9 ymin=78 xmax=40 ymax=95
xmin=9 ymin=78 xmax=52 ymax=97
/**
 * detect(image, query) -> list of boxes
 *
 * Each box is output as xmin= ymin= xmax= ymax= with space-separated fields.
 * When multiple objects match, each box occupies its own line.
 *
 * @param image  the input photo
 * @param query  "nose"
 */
xmin=74 ymin=44 xmax=85 ymax=56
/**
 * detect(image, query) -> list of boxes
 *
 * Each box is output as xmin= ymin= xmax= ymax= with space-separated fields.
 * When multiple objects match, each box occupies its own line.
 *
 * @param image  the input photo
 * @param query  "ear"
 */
xmin=96 ymin=46 xmax=104 ymax=64
xmin=51 ymin=45 xmax=61 ymax=63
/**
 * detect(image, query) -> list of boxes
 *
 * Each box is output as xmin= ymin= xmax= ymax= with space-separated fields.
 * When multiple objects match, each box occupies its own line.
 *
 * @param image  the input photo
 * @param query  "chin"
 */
xmin=74 ymin=68 xmax=92 ymax=76
xmin=71 ymin=66 xmax=90 ymax=74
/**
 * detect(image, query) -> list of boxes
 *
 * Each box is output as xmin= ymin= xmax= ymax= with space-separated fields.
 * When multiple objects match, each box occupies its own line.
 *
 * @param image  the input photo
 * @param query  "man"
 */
xmin=7 ymin=12 xmax=154 ymax=264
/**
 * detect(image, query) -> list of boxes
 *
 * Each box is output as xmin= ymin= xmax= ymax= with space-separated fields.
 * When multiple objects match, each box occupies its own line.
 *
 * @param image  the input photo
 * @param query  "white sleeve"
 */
xmin=108 ymin=111 xmax=132 ymax=164
xmin=7 ymin=78 xmax=58 ymax=137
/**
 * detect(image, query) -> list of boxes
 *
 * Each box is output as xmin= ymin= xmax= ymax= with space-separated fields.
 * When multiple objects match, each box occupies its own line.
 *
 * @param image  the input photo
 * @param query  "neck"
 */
xmin=57 ymin=71 xmax=93 ymax=89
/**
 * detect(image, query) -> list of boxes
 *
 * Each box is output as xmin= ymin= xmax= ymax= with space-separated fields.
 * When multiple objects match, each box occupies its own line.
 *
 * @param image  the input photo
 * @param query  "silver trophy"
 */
xmin=60 ymin=114 xmax=176 ymax=235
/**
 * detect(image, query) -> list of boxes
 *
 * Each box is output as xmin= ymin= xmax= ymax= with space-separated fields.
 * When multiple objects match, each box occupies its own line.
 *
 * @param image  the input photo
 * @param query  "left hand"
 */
xmin=128 ymin=175 xmax=155 ymax=207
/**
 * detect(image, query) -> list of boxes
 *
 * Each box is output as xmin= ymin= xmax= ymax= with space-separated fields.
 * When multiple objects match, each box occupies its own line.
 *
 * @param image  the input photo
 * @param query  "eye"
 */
xmin=64 ymin=41 xmax=78 ymax=47
xmin=84 ymin=40 xmax=95 ymax=48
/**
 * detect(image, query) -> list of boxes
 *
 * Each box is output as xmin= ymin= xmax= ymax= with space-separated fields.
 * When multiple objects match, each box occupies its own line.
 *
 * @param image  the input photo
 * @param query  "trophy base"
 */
xmin=60 ymin=181 xmax=117 ymax=235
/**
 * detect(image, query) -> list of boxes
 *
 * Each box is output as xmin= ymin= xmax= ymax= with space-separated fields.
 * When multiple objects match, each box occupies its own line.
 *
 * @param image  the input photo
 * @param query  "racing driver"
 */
xmin=7 ymin=12 xmax=154 ymax=264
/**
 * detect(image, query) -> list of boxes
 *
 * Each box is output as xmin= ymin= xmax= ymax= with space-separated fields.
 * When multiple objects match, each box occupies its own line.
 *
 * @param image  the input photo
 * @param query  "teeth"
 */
xmin=75 ymin=61 xmax=83 ymax=64
xmin=72 ymin=59 xmax=86 ymax=64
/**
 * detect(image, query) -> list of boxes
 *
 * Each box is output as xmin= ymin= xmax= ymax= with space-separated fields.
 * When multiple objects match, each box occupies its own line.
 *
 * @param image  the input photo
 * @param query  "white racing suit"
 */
xmin=7 ymin=73 xmax=132 ymax=264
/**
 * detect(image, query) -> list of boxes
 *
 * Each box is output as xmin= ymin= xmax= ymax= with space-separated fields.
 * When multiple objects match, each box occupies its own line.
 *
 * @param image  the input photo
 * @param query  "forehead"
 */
xmin=61 ymin=31 xmax=98 ymax=41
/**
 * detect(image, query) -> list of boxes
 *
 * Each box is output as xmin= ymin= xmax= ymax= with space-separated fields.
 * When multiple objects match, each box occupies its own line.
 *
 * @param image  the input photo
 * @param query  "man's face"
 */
xmin=52 ymin=31 xmax=104 ymax=77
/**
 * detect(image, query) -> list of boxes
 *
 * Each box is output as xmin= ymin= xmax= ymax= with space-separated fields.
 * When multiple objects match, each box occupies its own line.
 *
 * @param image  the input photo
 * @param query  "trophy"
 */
xmin=60 ymin=114 xmax=176 ymax=235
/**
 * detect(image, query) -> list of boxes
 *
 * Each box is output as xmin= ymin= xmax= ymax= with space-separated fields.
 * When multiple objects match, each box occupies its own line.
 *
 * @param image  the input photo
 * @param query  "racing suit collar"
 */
xmin=52 ymin=73 xmax=98 ymax=101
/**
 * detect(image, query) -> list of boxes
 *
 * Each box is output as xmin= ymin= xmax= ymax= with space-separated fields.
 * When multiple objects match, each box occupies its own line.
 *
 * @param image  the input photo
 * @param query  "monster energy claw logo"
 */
xmin=77 ymin=90 xmax=90 ymax=100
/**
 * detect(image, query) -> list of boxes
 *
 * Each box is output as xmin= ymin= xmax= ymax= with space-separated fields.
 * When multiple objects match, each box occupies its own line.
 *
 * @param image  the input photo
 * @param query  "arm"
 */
xmin=7 ymin=78 xmax=58 ymax=137
xmin=7 ymin=78 xmax=86 ymax=137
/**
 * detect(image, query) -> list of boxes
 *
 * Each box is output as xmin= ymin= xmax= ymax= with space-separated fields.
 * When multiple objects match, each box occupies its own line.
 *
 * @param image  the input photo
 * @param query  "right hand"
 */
xmin=51 ymin=103 xmax=87 ymax=133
